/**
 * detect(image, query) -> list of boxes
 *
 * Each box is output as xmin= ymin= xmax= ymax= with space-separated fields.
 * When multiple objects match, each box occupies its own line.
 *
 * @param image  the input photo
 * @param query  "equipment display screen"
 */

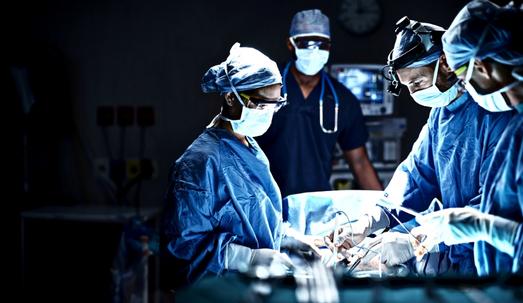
xmin=329 ymin=64 xmax=394 ymax=116
xmin=334 ymin=67 xmax=384 ymax=104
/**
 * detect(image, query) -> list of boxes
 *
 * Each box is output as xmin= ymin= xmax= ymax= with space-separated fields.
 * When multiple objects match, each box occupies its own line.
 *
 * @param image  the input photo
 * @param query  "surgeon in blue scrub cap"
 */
xmin=413 ymin=0 xmax=523 ymax=277
xmin=329 ymin=16 xmax=513 ymax=276
xmin=162 ymin=43 xmax=292 ymax=288
xmin=257 ymin=9 xmax=381 ymax=200
xmin=442 ymin=0 xmax=523 ymax=112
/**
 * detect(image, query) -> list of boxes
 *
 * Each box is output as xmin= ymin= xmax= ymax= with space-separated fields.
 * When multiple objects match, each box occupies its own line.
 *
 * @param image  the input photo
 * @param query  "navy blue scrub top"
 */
xmin=257 ymin=63 xmax=369 ymax=199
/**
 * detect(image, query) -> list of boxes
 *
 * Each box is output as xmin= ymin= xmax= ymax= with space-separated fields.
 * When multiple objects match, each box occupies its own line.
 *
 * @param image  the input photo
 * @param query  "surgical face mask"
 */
xmin=513 ymin=67 xmax=523 ymax=81
xmin=463 ymin=81 xmax=512 ymax=112
xmin=514 ymin=103 xmax=523 ymax=114
xmin=292 ymin=38 xmax=329 ymax=76
xmin=462 ymin=57 xmax=515 ymax=112
xmin=221 ymin=62 xmax=276 ymax=137
xmin=221 ymin=93 xmax=274 ymax=137
xmin=410 ymin=59 xmax=459 ymax=108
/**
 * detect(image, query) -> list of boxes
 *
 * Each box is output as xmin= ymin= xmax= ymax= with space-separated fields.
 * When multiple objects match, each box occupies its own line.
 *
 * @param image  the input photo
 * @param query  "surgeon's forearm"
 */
xmin=483 ymin=215 xmax=521 ymax=257
xmin=354 ymin=163 xmax=383 ymax=190
xmin=225 ymin=243 xmax=253 ymax=271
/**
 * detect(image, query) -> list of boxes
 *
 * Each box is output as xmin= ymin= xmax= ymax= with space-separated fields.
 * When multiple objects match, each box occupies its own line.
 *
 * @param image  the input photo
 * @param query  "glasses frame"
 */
xmin=239 ymin=92 xmax=288 ymax=112
xmin=290 ymin=37 xmax=331 ymax=50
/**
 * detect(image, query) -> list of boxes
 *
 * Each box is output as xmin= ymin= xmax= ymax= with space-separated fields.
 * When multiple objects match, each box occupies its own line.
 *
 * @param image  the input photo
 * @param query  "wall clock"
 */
xmin=338 ymin=0 xmax=383 ymax=35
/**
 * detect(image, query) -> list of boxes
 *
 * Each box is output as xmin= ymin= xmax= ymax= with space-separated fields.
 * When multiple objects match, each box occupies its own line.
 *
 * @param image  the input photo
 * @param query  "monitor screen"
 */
xmin=329 ymin=64 xmax=393 ymax=116
xmin=333 ymin=67 xmax=384 ymax=104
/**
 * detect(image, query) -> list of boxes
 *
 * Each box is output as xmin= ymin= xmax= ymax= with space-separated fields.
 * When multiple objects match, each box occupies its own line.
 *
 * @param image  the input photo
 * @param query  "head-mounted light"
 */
xmin=384 ymin=16 xmax=445 ymax=96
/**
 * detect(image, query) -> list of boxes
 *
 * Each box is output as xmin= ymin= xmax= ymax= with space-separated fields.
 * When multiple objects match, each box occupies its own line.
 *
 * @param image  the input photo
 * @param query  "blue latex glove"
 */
xmin=413 ymin=207 xmax=520 ymax=257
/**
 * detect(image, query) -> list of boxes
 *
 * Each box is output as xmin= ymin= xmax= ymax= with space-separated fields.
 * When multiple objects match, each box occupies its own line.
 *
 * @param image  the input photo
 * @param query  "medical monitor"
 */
xmin=329 ymin=64 xmax=394 ymax=116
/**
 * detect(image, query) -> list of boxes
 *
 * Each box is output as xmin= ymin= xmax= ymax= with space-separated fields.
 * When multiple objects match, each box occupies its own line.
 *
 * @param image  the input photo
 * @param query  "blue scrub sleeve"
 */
xmin=514 ymin=151 xmax=523 ymax=273
xmin=512 ymin=224 xmax=523 ymax=273
xmin=384 ymin=124 xmax=440 ymax=224
xmin=165 ymin=183 xmax=236 ymax=283
xmin=474 ymin=112 xmax=516 ymax=207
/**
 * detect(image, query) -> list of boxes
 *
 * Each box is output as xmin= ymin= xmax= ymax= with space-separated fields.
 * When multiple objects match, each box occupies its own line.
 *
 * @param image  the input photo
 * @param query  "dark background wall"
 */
xmin=7 ymin=0 xmax=478 ymax=209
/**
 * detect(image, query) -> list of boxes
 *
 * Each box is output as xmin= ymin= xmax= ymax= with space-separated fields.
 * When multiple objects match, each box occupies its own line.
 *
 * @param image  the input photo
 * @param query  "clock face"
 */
xmin=338 ymin=0 xmax=382 ymax=35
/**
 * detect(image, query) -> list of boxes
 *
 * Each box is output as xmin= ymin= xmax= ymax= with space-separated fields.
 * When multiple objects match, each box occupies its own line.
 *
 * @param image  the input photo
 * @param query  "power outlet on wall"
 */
xmin=126 ymin=158 xmax=158 ymax=180
xmin=94 ymin=158 xmax=110 ymax=179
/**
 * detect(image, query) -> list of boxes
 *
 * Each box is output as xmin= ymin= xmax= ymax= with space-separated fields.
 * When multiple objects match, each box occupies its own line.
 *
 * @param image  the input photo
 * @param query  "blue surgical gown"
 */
xmin=163 ymin=127 xmax=283 ymax=286
xmin=385 ymin=92 xmax=513 ymax=274
xmin=476 ymin=113 xmax=523 ymax=276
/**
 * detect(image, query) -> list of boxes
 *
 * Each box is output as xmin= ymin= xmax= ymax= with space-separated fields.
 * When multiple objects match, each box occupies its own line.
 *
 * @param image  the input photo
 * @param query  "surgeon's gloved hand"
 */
xmin=325 ymin=218 xmax=370 ymax=251
xmin=369 ymin=232 xmax=416 ymax=266
xmin=413 ymin=207 xmax=521 ymax=257
xmin=250 ymin=248 xmax=294 ymax=268
xmin=283 ymin=227 xmax=323 ymax=259
xmin=226 ymin=243 xmax=294 ymax=274
xmin=326 ymin=206 xmax=390 ymax=251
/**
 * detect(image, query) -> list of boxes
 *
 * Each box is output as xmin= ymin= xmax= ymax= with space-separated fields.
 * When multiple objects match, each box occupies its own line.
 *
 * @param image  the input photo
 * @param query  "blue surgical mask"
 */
xmin=220 ymin=93 xmax=274 ymax=137
xmin=411 ymin=59 xmax=460 ymax=108
xmin=514 ymin=103 xmax=523 ymax=114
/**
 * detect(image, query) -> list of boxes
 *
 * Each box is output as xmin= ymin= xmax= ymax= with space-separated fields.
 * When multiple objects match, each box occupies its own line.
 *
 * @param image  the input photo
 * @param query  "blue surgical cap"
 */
xmin=390 ymin=22 xmax=445 ymax=69
xmin=289 ymin=9 xmax=330 ymax=39
xmin=201 ymin=43 xmax=282 ymax=94
xmin=442 ymin=0 xmax=523 ymax=71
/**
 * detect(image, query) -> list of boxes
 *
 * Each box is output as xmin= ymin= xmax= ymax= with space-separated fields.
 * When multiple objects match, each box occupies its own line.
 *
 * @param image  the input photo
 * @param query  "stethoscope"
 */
xmin=282 ymin=62 xmax=339 ymax=133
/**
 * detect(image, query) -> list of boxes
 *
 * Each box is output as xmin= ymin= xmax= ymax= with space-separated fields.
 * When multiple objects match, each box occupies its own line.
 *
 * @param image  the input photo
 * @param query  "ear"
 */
xmin=474 ymin=59 xmax=492 ymax=80
xmin=439 ymin=53 xmax=453 ymax=73
xmin=286 ymin=38 xmax=294 ymax=52
xmin=438 ymin=53 xmax=456 ymax=81
xmin=224 ymin=92 xmax=235 ymax=107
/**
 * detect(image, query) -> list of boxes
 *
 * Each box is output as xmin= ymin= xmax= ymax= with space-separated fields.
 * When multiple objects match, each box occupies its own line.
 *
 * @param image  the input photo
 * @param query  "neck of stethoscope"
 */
xmin=282 ymin=62 xmax=339 ymax=133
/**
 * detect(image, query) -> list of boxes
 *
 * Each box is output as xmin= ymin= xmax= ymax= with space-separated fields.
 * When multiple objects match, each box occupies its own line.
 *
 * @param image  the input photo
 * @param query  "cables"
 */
xmin=380 ymin=207 xmax=429 ymax=260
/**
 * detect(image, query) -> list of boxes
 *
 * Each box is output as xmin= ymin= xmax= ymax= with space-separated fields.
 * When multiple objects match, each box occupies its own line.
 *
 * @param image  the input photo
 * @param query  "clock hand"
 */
xmin=356 ymin=0 xmax=362 ymax=13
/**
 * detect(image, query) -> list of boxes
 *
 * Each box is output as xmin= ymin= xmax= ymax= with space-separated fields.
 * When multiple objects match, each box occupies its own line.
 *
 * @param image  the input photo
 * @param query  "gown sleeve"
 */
xmin=163 ymin=161 xmax=237 ymax=285
xmin=384 ymin=124 xmax=440 ymax=224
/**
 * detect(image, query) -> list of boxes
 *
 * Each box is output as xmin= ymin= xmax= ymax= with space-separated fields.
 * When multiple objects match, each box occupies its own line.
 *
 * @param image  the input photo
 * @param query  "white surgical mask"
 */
xmin=513 ymin=67 xmax=523 ymax=81
xmin=220 ymin=94 xmax=274 ymax=137
xmin=463 ymin=81 xmax=512 ymax=112
xmin=462 ymin=55 xmax=518 ymax=112
xmin=221 ymin=61 xmax=276 ymax=137
xmin=294 ymin=48 xmax=329 ymax=76
xmin=411 ymin=59 xmax=459 ymax=108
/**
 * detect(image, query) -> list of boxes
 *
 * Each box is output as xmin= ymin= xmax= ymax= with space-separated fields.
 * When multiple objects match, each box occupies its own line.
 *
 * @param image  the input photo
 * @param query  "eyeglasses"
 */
xmin=454 ymin=57 xmax=477 ymax=89
xmin=239 ymin=93 xmax=288 ymax=112
xmin=454 ymin=63 xmax=469 ymax=78
xmin=291 ymin=37 xmax=331 ymax=50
